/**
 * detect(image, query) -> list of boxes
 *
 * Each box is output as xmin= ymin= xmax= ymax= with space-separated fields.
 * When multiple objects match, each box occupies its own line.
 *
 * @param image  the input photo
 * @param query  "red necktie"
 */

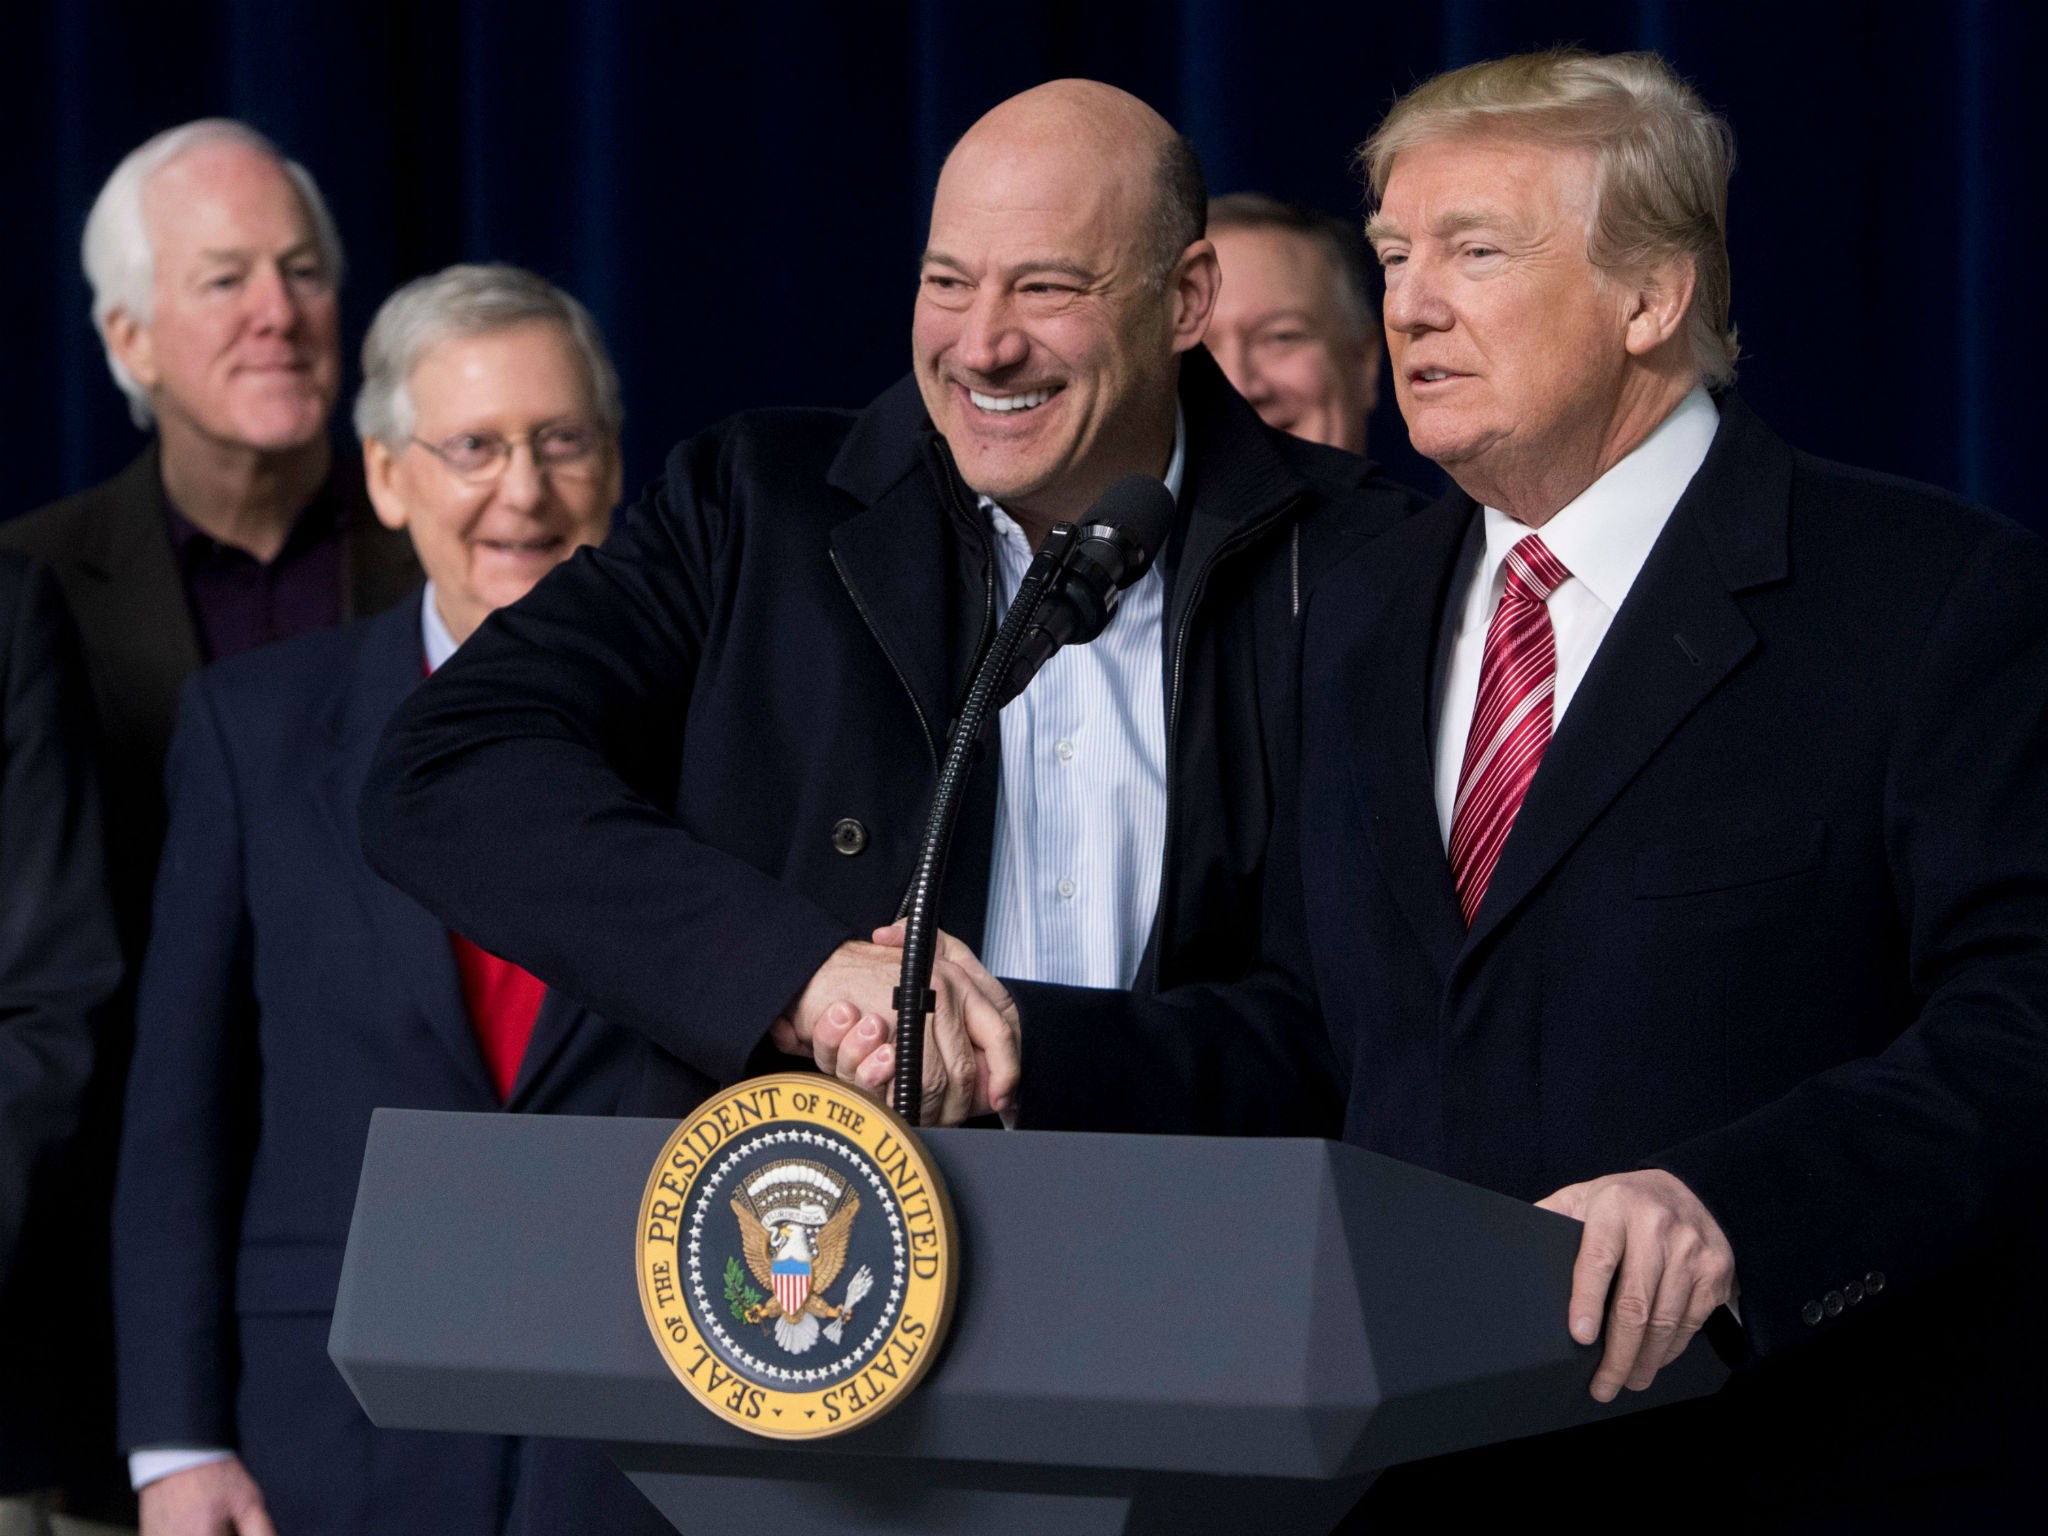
xmin=1449 ymin=534 xmax=1573 ymax=925
xmin=450 ymin=934 xmax=548 ymax=1101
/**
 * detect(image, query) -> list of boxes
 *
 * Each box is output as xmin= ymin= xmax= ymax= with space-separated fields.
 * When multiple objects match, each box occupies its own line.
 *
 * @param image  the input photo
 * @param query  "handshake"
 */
xmin=767 ymin=922 xmax=1021 ymax=1126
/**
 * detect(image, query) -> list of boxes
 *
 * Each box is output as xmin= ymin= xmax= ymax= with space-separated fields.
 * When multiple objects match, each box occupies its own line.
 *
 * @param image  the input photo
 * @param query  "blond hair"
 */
xmin=1360 ymin=49 xmax=1738 ymax=386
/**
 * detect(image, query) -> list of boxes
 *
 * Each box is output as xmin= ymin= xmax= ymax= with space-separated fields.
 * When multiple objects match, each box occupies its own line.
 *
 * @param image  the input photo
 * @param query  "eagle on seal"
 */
xmin=733 ymin=1194 xmax=868 ymax=1354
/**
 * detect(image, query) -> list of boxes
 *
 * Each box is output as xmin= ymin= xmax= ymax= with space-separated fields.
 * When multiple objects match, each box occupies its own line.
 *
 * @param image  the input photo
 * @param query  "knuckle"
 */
xmin=1609 ymin=1292 xmax=1653 ymax=1331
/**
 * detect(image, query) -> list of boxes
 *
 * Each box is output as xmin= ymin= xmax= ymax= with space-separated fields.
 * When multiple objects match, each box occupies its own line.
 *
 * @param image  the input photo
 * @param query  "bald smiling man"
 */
xmin=365 ymin=78 xmax=1420 ymax=1119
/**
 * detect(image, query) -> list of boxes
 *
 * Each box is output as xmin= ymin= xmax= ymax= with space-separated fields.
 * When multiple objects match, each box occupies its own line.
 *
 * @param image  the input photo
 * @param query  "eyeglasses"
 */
xmin=409 ymin=424 xmax=605 ymax=483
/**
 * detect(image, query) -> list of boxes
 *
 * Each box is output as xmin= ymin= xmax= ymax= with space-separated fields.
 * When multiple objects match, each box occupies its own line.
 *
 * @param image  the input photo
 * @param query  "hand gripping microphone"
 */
xmin=889 ymin=471 xmax=1178 ymax=1124
xmin=993 ymin=473 xmax=1178 ymax=708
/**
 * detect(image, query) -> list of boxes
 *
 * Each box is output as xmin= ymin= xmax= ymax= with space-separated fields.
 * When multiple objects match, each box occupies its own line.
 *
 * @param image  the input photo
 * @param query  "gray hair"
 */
xmin=353 ymin=263 xmax=623 ymax=449
xmin=1148 ymin=133 xmax=1209 ymax=290
xmin=1208 ymin=192 xmax=1379 ymax=340
xmin=1358 ymin=49 xmax=1739 ymax=387
xmin=82 ymin=118 xmax=345 ymax=429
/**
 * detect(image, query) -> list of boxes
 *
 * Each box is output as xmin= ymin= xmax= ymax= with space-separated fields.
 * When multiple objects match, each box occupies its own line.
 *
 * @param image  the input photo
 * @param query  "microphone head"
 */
xmin=1078 ymin=473 xmax=1177 ymax=587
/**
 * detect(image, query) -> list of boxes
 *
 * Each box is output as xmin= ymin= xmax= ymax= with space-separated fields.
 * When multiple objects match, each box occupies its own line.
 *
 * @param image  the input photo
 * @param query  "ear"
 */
xmin=1356 ymin=328 xmax=1385 ymax=418
xmin=103 ymin=307 xmax=160 ymax=393
xmin=1623 ymin=255 xmax=1697 ymax=360
xmin=362 ymin=438 xmax=411 ymax=532
xmin=1167 ymin=239 xmax=1221 ymax=354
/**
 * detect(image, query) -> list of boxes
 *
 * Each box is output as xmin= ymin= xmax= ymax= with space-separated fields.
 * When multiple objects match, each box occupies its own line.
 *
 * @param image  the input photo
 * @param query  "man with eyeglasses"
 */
xmin=0 ymin=120 xmax=414 ymax=1534
xmin=111 ymin=265 xmax=635 ymax=1536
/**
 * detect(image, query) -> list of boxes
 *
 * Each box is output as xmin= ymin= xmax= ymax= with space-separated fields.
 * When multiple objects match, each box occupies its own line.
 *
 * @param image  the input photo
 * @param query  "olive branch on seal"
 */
xmin=724 ymin=1256 xmax=765 ymax=1324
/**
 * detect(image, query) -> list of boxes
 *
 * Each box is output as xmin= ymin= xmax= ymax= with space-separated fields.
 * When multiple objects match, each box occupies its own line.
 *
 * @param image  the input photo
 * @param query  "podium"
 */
xmin=330 ymin=1110 xmax=1725 ymax=1535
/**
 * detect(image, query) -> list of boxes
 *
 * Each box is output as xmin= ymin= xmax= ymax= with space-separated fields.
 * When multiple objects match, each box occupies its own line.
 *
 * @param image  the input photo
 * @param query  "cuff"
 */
xmin=130 ymin=1447 xmax=234 ymax=1491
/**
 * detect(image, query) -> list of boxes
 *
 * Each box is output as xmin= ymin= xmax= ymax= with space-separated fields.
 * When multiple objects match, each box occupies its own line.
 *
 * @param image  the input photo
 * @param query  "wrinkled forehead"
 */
xmin=1371 ymin=131 xmax=1596 ymax=242
xmin=142 ymin=142 xmax=315 ymax=260
xmin=927 ymin=134 xmax=1151 ymax=266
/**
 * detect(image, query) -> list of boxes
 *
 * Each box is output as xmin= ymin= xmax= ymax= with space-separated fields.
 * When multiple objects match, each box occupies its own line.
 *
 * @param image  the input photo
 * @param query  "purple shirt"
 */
xmin=164 ymin=481 xmax=350 ymax=663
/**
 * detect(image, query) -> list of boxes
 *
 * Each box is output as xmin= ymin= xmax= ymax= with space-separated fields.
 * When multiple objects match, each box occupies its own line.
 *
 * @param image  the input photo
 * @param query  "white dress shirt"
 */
xmin=979 ymin=411 xmax=1185 ymax=988
xmin=131 ymin=585 xmax=453 ymax=1493
xmin=1433 ymin=388 xmax=1720 ymax=844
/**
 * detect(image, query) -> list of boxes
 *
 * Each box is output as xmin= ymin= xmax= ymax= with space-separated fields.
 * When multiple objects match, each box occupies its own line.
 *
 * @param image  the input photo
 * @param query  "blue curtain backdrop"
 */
xmin=4 ymin=0 xmax=2042 ymax=525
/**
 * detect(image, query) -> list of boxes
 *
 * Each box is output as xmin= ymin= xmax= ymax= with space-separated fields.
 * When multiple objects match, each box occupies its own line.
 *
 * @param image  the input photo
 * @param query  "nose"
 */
xmin=1382 ymin=254 xmax=1452 ymax=339
xmin=493 ymin=439 xmax=547 ymax=515
xmin=955 ymin=288 xmax=1030 ymax=376
xmin=244 ymin=259 xmax=300 ymax=334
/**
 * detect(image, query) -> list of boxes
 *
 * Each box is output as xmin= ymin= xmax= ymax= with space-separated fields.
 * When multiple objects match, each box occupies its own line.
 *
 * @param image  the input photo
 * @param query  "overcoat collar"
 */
xmin=820 ymin=350 xmax=1321 ymax=750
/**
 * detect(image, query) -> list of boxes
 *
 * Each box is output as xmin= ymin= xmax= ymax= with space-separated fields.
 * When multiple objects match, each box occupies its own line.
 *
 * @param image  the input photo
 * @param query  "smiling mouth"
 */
xmin=1408 ymin=368 xmax=1468 ymax=386
xmin=479 ymin=536 xmax=564 ymax=556
xmin=965 ymin=385 xmax=1061 ymax=415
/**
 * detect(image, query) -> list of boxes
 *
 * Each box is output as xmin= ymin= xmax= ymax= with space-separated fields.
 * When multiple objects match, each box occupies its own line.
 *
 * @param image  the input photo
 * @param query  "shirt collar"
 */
xmin=1479 ymin=386 xmax=1719 ymax=612
xmin=980 ymin=404 xmax=1187 ymax=544
xmin=420 ymin=581 xmax=459 ymax=673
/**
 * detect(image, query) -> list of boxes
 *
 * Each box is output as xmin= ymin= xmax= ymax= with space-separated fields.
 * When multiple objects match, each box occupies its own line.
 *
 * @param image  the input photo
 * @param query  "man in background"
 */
xmin=2 ymin=118 xmax=417 ymax=957
xmin=0 ymin=556 xmax=124 ymax=1536
xmin=0 ymin=120 xmax=414 ymax=1527
xmin=1205 ymin=192 xmax=1383 ymax=456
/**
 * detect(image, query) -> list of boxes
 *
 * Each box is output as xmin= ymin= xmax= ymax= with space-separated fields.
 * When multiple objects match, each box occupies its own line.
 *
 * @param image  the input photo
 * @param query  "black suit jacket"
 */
xmin=0 ymin=554 xmax=122 ymax=1495
xmin=112 ymin=595 xmax=636 ymax=1535
xmin=1029 ymin=393 xmax=2048 ymax=1517
xmin=0 ymin=443 xmax=419 ymax=953
xmin=361 ymin=351 xmax=1421 ymax=1118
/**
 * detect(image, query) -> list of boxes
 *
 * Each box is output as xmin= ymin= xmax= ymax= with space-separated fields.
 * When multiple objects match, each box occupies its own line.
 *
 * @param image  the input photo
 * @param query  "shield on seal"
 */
xmin=772 ymin=1256 xmax=812 ymax=1317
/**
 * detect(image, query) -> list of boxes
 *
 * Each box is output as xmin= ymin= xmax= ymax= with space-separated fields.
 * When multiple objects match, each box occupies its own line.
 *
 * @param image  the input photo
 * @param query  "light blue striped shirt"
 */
xmin=979 ymin=411 xmax=1185 ymax=988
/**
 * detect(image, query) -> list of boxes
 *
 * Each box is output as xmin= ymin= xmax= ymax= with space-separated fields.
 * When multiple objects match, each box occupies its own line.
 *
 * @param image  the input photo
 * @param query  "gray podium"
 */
xmin=330 ymin=1110 xmax=1725 ymax=1535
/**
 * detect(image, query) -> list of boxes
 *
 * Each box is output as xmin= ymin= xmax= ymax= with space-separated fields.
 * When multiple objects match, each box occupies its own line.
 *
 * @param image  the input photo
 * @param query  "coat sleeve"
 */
xmin=112 ymin=674 xmax=260 ymax=1449
xmin=1652 ymin=521 xmax=2048 ymax=1361
xmin=0 ymin=559 xmax=120 ymax=1282
xmin=359 ymin=435 xmax=856 ymax=1085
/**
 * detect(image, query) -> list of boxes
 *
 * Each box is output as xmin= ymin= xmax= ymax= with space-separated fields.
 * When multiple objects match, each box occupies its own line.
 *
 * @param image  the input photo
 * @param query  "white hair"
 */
xmin=81 ymin=118 xmax=345 ymax=429
xmin=352 ymin=264 xmax=623 ymax=449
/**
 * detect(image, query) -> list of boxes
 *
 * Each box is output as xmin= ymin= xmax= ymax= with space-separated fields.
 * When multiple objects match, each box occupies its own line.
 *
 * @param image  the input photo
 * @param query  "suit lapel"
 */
xmin=503 ymin=988 xmax=587 ymax=1110
xmin=75 ymin=448 xmax=205 ymax=725
xmin=1346 ymin=502 xmax=1474 ymax=979
xmin=1459 ymin=395 xmax=1792 ymax=957
xmin=827 ymin=459 xmax=958 ymax=762
xmin=313 ymin=596 xmax=499 ymax=1103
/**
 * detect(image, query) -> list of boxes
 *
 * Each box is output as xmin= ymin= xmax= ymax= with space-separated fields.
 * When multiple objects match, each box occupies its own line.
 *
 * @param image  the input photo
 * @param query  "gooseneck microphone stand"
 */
xmin=889 ymin=525 xmax=1077 ymax=1124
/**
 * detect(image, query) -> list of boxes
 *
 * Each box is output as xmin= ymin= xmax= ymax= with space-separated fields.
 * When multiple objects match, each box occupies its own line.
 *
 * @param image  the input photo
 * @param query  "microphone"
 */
xmin=993 ymin=473 xmax=1177 ymax=708
xmin=889 ymin=470 xmax=1178 ymax=1125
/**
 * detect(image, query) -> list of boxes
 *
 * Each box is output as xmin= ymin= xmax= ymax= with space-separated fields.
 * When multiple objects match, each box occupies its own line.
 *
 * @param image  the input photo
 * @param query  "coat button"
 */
xmin=1823 ymin=1290 xmax=1845 ymax=1317
xmin=1864 ymin=1270 xmax=1886 ymax=1296
xmin=830 ymin=818 xmax=868 ymax=856
xmin=1801 ymin=1300 xmax=1824 ymax=1327
xmin=1843 ymin=1280 xmax=1864 ymax=1306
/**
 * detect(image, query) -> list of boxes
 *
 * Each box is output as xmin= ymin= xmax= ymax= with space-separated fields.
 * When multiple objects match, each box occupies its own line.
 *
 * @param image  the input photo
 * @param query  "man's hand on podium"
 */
xmin=140 ymin=1456 xmax=276 ymax=1536
xmin=769 ymin=926 xmax=1019 ymax=1125
xmin=1536 ymin=1169 xmax=1739 ymax=1403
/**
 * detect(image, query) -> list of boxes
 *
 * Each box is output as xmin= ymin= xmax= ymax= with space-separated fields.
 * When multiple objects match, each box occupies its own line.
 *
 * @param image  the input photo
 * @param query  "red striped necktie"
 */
xmin=1449 ymin=534 xmax=1573 ymax=925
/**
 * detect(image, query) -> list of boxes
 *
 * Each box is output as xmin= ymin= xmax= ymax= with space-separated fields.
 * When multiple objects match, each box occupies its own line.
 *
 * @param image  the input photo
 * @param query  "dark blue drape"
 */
xmin=5 ymin=1 xmax=2043 ymax=526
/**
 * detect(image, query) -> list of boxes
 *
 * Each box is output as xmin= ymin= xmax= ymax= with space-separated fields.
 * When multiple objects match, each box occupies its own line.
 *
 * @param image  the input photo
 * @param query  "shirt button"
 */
xmin=1864 ymin=1271 xmax=1886 ymax=1296
xmin=1055 ymin=739 xmax=1076 ymax=762
xmin=1823 ymin=1290 xmax=1845 ymax=1318
xmin=1056 ymin=877 xmax=1076 ymax=901
xmin=830 ymin=818 xmax=868 ymax=856
xmin=1801 ymin=1300 xmax=1824 ymax=1327
xmin=1843 ymin=1280 xmax=1864 ymax=1306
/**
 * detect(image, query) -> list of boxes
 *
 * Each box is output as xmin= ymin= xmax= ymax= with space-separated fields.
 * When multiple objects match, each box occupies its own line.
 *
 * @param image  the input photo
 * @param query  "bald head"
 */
xmin=912 ymin=80 xmax=1220 ymax=538
xmin=940 ymin=80 xmax=1206 ymax=290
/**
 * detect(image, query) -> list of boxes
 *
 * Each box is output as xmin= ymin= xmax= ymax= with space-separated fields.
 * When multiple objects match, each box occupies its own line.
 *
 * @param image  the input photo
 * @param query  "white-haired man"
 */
xmin=2 ymin=119 xmax=417 ymax=952
xmin=998 ymin=49 xmax=2048 ymax=1527
xmin=0 ymin=121 xmax=414 ymax=1534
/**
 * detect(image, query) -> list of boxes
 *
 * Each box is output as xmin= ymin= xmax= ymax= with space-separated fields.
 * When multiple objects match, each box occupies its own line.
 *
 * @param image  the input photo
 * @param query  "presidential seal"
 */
xmin=635 ymin=1073 xmax=957 ymax=1439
